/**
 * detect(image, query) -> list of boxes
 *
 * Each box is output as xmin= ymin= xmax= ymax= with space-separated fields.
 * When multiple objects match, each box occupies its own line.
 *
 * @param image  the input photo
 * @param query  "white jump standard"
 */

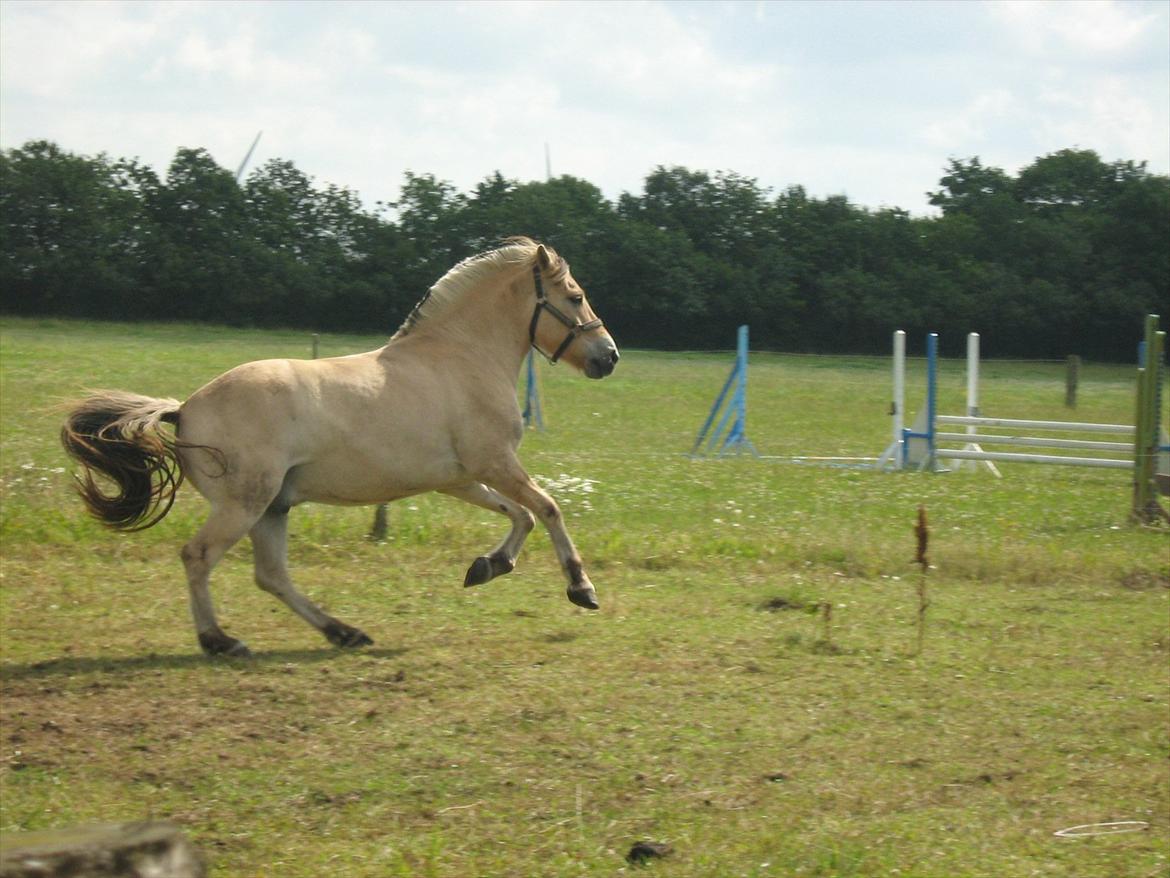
xmin=882 ymin=315 xmax=1167 ymax=524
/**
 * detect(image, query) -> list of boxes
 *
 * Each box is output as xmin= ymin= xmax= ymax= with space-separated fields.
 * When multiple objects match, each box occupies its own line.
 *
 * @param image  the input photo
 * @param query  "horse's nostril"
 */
xmin=610 ymin=349 xmax=620 ymax=364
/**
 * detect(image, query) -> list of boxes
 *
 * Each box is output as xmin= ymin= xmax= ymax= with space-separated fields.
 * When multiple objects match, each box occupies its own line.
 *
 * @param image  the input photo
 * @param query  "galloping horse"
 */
xmin=61 ymin=238 xmax=619 ymax=657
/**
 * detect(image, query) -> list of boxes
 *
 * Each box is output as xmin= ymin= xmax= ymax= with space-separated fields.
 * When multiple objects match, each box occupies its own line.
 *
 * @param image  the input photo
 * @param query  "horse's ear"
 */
xmin=536 ymin=244 xmax=554 ymax=272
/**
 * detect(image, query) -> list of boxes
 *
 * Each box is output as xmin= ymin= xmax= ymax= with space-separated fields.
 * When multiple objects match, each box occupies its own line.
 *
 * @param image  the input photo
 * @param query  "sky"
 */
xmin=1 ymin=0 xmax=1168 ymax=217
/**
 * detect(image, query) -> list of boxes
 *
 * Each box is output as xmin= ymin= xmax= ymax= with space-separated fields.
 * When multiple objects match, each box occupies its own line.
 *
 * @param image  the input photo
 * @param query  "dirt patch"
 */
xmin=627 ymin=840 xmax=672 ymax=864
xmin=1119 ymin=568 xmax=1170 ymax=590
xmin=759 ymin=596 xmax=807 ymax=612
xmin=542 ymin=630 xmax=579 ymax=643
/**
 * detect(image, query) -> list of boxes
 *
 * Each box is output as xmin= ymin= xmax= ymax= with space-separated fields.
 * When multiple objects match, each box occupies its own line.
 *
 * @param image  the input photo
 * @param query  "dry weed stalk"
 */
xmin=914 ymin=505 xmax=930 ymax=655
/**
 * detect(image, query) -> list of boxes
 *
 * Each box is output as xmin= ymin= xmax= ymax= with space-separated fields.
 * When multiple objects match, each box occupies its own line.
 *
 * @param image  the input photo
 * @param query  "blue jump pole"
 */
xmin=522 ymin=349 xmax=544 ymax=430
xmin=902 ymin=332 xmax=938 ymax=470
xmin=926 ymin=332 xmax=938 ymax=469
xmin=723 ymin=325 xmax=756 ymax=455
xmin=691 ymin=325 xmax=759 ymax=458
xmin=691 ymin=363 xmax=738 ymax=456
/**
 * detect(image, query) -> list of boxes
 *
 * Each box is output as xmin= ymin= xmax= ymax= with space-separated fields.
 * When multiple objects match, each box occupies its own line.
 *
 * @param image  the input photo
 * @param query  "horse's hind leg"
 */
xmin=181 ymin=504 xmax=263 ymax=657
xmin=250 ymin=508 xmax=373 ymax=649
xmin=441 ymin=483 xmax=536 ymax=587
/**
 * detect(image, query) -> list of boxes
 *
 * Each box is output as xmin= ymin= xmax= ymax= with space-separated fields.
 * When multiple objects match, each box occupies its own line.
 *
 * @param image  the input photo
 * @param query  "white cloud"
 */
xmin=172 ymin=30 xmax=321 ymax=89
xmin=1 ymin=0 xmax=1166 ymax=217
xmin=988 ymin=0 xmax=1161 ymax=54
xmin=0 ymin=0 xmax=166 ymax=99
xmin=1037 ymin=74 xmax=1166 ymax=163
xmin=920 ymin=90 xmax=1021 ymax=152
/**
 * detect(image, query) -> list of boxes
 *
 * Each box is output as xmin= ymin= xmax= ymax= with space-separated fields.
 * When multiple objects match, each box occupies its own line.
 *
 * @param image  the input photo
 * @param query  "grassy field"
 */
xmin=1 ymin=317 xmax=1167 ymax=877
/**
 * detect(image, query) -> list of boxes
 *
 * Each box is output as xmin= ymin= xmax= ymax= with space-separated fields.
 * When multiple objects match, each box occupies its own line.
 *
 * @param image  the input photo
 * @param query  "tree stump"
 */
xmin=0 ymin=821 xmax=205 ymax=878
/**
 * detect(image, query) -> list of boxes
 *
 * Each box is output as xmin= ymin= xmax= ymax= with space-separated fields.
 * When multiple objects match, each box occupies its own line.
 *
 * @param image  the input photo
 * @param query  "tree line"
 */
xmin=1 ymin=140 xmax=1166 ymax=360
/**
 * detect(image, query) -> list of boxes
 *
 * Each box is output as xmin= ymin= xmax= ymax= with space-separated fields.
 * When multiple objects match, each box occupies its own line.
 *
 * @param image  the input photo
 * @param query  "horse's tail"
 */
xmin=60 ymin=391 xmax=185 ymax=531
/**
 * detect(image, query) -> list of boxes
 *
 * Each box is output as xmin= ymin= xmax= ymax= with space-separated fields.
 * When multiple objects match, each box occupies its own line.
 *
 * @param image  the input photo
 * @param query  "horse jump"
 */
xmin=882 ymin=318 xmax=1167 ymax=522
xmin=61 ymin=238 xmax=620 ymax=656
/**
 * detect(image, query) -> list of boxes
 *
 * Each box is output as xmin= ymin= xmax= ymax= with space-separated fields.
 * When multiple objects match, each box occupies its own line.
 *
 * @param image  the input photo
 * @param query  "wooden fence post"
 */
xmin=1065 ymin=355 xmax=1080 ymax=409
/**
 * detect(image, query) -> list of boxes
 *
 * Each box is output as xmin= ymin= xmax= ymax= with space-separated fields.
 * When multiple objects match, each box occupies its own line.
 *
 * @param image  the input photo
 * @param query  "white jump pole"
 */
xmin=893 ymin=321 xmax=1159 ymax=478
xmin=960 ymin=332 xmax=1000 ymax=476
xmin=877 ymin=330 xmax=906 ymax=470
xmin=893 ymin=330 xmax=905 ymax=466
xmin=967 ymin=332 xmax=979 ymax=422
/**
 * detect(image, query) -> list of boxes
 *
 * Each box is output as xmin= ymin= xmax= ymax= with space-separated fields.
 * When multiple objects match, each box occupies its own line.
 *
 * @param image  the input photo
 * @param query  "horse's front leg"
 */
xmin=440 ymin=483 xmax=535 ymax=586
xmin=481 ymin=459 xmax=599 ymax=610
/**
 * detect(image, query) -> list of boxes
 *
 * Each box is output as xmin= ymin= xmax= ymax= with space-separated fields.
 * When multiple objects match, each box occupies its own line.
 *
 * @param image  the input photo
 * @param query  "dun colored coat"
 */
xmin=61 ymin=238 xmax=619 ymax=657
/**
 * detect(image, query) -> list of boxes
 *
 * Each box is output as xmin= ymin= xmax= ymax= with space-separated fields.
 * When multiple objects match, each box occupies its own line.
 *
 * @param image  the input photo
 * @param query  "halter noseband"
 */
xmin=528 ymin=263 xmax=604 ymax=364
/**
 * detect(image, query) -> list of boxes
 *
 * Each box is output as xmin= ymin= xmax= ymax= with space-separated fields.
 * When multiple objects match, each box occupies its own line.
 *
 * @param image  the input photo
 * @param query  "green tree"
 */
xmin=2 ymin=141 xmax=1166 ymax=360
xmin=927 ymin=157 xmax=1015 ymax=215
xmin=240 ymin=159 xmax=377 ymax=328
xmin=0 ymin=141 xmax=152 ymax=317
xmin=144 ymin=148 xmax=252 ymax=321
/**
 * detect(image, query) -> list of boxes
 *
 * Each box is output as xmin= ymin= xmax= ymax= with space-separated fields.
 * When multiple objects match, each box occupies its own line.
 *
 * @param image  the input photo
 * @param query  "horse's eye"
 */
xmin=569 ymin=295 xmax=584 ymax=306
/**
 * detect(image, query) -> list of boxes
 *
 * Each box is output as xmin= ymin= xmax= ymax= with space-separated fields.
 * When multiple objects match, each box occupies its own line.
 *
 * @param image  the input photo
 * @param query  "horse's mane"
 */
xmin=391 ymin=237 xmax=568 ymax=339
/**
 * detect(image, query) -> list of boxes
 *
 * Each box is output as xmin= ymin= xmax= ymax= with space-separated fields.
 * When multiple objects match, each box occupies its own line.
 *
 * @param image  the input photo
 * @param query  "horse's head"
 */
xmin=529 ymin=244 xmax=619 ymax=379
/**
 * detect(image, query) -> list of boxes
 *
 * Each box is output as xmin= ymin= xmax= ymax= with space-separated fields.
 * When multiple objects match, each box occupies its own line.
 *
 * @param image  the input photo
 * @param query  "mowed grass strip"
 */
xmin=1 ymin=317 xmax=1167 ymax=877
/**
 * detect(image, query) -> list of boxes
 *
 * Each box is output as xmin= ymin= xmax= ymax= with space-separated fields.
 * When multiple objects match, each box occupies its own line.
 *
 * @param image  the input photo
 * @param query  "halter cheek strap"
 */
xmin=529 ymin=264 xmax=604 ymax=364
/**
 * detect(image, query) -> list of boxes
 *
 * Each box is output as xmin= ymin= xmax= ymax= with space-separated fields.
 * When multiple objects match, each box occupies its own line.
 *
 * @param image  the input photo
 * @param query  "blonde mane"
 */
xmin=392 ymin=237 xmax=568 ymax=339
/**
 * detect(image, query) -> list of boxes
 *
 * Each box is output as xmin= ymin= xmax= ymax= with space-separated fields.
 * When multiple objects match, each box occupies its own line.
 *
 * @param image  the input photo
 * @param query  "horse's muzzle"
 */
xmin=585 ymin=343 xmax=620 ymax=379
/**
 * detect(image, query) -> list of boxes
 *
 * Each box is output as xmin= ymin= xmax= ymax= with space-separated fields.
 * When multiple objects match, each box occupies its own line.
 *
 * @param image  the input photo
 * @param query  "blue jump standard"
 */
xmin=901 ymin=332 xmax=939 ymax=470
xmin=691 ymin=325 xmax=760 ymax=458
xmin=522 ymin=349 xmax=544 ymax=431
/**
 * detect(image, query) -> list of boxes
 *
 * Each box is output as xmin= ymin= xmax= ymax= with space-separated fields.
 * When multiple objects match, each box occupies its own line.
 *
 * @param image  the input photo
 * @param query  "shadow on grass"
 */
xmin=0 ymin=646 xmax=409 ymax=681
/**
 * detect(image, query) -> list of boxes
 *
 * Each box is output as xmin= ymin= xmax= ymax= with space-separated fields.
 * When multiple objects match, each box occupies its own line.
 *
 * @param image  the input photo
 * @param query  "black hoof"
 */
xmin=199 ymin=631 xmax=252 ymax=658
xmin=567 ymin=586 xmax=599 ymax=610
xmin=464 ymin=554 xmax=514 ymax=587
xmin=464 ymin=556 xmax=493 ymax=587
xmin=324 ymin=622 xmax=374 ymax=649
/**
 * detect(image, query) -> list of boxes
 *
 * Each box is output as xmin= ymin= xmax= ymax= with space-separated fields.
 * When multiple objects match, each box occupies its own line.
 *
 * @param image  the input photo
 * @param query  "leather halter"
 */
xmin=528 ymin=264 xmax=604 ymax=364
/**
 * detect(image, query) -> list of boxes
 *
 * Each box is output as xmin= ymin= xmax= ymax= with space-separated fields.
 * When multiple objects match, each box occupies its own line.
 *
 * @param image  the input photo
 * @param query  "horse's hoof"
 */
xmin=464 ymin=554 xmax=514 ymax=587
xmin=340 ymin=630 xmax=374 ymax=649
xmin=567 ymin=586 xmax=599 ymax=610
xmin=464 ymin=556 xmax=493 ymax=587
xmin=324 ymin=621 xmax=374 ymax=649
xmin=199 ymin=631 xmax=252 ymax=658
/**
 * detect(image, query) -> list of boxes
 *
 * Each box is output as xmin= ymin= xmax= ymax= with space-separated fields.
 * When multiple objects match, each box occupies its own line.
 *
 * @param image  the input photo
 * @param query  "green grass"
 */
xmin=1 ymin=317 xmax=1167 ymax=877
